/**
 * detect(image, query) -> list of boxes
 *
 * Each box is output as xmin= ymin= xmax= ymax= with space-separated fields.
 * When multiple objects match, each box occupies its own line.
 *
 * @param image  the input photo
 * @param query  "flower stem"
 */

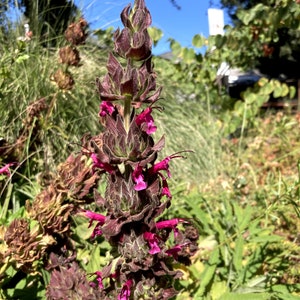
xmin=124 ymin=96 xmax=132 ymax=132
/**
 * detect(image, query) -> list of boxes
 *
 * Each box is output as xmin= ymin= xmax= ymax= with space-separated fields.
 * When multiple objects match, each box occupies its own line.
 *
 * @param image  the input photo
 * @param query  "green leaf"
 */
xmin=273 ymin=85 xmax=282 ymax=98
xmin=192 ymin=34 xmax=206 ymax=48
xmin=271 ymin=285 xmax=300 ymax=300
xmin=194 ymin=248 xmax=220 ymax=297
xmin=219 ymin=292 xmax=271 ymax=300
xmin=211 ymin=281 xmax=228 ymax=300
xmin=281 ymin=83 xmax=289 ymax=97
xmin=169 ymin=39 xmax=182 ymax=56
xmin=148 ymin=26 xmax=163 ymax=46
xmin=233 ymin=236 xmax=244 ymax=273
xmin=243 ymin=89 xmax=257 ymax=104
xmin=290 ymin=86 xmax=296 ymax=99
xmin=15 ymin=54 xmax=30 ymax=63
xmin=182 ymin=47 xmax=196 ymax=64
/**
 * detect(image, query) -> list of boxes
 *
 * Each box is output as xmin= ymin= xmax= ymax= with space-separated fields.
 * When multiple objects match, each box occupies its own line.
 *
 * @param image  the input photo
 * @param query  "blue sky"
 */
xmin=76 ymin=0 xmax=230 ymax=55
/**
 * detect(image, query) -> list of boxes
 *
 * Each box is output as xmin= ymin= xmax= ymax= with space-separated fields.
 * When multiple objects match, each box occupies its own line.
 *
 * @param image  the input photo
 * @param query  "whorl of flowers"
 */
xmin=3 ymin=219 xmax=55 ymax=273
xmin=52 ymin=17 xmax=88 ymax=90
xmin=48 ymin=0 xmax=198 ymax=299
xmin=1 ymin=150 xmax=99 ymax=274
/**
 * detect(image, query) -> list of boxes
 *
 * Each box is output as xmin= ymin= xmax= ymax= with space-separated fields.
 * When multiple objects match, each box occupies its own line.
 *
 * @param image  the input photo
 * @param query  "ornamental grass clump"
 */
xmin=73 ymin=0 xmax=198 ymax=298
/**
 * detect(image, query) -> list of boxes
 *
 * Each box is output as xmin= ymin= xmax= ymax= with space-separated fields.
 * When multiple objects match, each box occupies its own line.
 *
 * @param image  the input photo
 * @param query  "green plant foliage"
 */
xmin=0 ymin=0 xmax=300 ymax=299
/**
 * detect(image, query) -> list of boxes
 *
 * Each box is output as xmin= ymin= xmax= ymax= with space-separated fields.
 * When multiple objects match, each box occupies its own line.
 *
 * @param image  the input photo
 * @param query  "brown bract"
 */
xmin=64 ymin=17 xmax=88 ymax=46
xmin=59 ymin=46 xmax=81 ymax=66
xmin=4 ymin=219 xmax=55 ymax=272
xmin=96 ymin=54 xmax=161 ymax=108
xmin=51 ymin=69 xmax=75 ymax=90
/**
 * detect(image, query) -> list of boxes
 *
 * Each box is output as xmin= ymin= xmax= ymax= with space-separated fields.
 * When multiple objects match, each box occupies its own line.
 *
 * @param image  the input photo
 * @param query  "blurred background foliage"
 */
xmin=0 ymin=0 xmax=300 ymax=299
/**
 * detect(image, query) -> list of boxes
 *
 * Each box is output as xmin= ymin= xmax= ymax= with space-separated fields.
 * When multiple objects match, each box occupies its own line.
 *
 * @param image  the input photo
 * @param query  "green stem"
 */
xmin=124 ymin=96 xmax=132 ymax=132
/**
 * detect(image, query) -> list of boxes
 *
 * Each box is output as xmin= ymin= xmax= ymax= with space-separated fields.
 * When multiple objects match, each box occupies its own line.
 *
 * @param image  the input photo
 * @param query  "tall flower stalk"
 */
xmin=74 ymin=0 xmax=198 ymax=298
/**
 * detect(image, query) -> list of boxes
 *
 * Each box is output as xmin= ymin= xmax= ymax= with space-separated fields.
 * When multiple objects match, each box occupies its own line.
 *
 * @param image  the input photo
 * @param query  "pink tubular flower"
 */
xmin=99 ymin=101 xmax=115 ymax=117
xmin=156 ymin=218 xmax=186 ymax=237
xmin=84 ymin=210 xmax=106 ymax=238
xmin=165 ymin=243 xmax=189 ymax=260
xmin=150 ymin=157 xmax=171 ymax=177
xmin=132 ymin=164 xmax=147 ymax=191
xmin=118 ymin=279 xmax=133 ymax=300
xmin=143 ymin=232 xmax=161 ymax=254
xmin=149 ymin=152 xmax=185 ymax=178
xmin=135 ymin=107 xmax=157 ymax=134
xmin=95 ymin=271 xmax=104 ymax=289
xmin=161 ymin=176 xmax=172 ymax=198
xmin=91 ymin=153 xmax=115 ymax=174
xmin=0 ymin=163 xmax=15 ymax=176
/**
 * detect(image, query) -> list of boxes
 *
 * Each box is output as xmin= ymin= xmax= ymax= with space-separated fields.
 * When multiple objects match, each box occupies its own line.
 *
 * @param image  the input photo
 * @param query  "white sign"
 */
xmin=208 ymin=8 xmax=224 ymax=36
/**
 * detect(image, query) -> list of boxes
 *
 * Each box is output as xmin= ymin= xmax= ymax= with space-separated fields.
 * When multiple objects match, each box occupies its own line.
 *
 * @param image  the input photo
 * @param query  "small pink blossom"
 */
xmin=0 ymin=163 xmax=15 ymax=176
xmin=149 ymin=153 xmax=185 ymax=178
xmin=84 ymin=210 xmax=106 ymax=238
xmin=143 ymin=232 xmax=161 ymax=254
xmin=99 ymin=101 xmax=115 ymax=117
xmin=150 ymin=157 xmax=171 ymax=177
xmin=135 ymin=107 xmax=157 ymax=134
xmin=95 ymin=271 xmax=104 ymax=289
xmin=118 ymin=279 xmax=133 ymax=300
xmin=156 ymin=218 xmax=186 ymax=237
xmin=156 ymin=218 xmax=185 ymax=230
xmin=132 ymin=164 xmax=147 ymax=191
xmin=165 ymin=243 xmax=189 ymax=259
xmin=91 ymin=153 xmax=115 ymax=174
xmin=161 ymin=176 xmax=172 ymax=198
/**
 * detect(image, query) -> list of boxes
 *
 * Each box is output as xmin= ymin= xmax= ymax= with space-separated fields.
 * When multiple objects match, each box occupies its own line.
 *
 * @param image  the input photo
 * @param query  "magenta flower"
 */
xmin=91 ymin=153 xmax=115 ymax=174
xmin=118 ymin=279 xmax=133 ymax=300
xmin=99 ymin=101 xmax=115 ymax=117
xmin=143 ymin=232 xmax=161 ymax=254
xmin=135 ymin=107 xmax=157 ymax=134
xmin=0 ymin=163 xmax=15 ymax=176
xmin=132 ymin=164 xmax=147 ymax=191
xmin=94 ymin=271 xmax=104 ymax=289
xmin=84 ymin=210 xmax=106 ymax=238
xmin=165 ymin=243 xmax=189 ymax=260
xmin=156 ymin=218 xmax=186 ymax=238
xmin=149 ymin=152 xmax=185 ymax=178
xmin=161 ymin=176 xmax=172 ymax=199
